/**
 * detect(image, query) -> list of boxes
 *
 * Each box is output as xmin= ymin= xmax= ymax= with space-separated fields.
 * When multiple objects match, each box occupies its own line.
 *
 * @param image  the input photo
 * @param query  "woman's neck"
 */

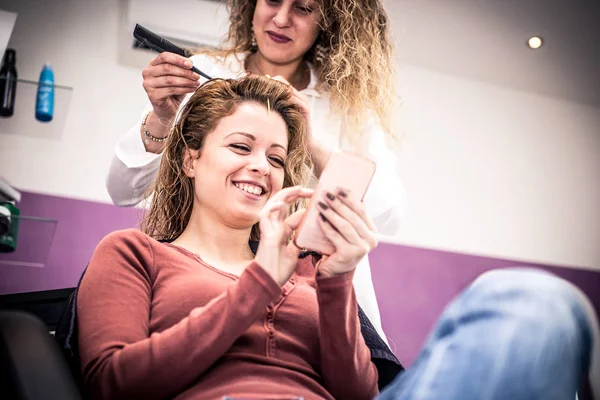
xmin=246 ymin=52 xmax=311 ymax=91
xmin=171 ymin=210 xmax=255 ymax=266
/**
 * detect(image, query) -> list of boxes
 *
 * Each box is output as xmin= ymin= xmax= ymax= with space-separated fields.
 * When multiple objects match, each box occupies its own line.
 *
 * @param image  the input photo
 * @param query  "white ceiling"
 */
xmin=385 ymin=0 xmax=600 ymax=107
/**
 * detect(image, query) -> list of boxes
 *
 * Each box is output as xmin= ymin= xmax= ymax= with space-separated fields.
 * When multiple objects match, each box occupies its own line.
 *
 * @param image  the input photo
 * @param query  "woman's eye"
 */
xmin=230 ymin=144 xmax=250 ymax=152
xmin=296 ymin=5 xmax=313 ymax=15
xmin=269 ymin=156 xmax=285 ymax=167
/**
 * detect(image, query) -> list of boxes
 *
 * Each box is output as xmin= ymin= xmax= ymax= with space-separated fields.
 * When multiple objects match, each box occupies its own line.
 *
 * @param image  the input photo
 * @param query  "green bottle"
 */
xmin=0 ymin=202 xmax=20 ymax=252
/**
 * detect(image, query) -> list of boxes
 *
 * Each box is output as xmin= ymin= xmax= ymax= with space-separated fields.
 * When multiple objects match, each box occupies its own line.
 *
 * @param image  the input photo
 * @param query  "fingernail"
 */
xmin=338 ymin=189 xmax=347 ymax=198
xmin=325 ymin=192 xmax=335 ymax=201
xmin=318 ymin=201 xmax=328 ymax=210
xmin=184 ymin=60 xmax=193 ymax=68
xmin=319 ymin=213 xmax=327 ymax=221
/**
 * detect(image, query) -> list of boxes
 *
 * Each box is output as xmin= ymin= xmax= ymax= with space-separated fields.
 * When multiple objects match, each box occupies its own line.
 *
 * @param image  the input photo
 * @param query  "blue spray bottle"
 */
xmin=35 ymin=63 xmax=54 ymax=122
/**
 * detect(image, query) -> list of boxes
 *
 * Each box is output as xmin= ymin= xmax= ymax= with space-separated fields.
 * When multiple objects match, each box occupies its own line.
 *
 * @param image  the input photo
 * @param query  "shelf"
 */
xmin=0 ymin=78 xmax=73 ymax=140
xmin=0 ymin=215 xmax=58 ymax=268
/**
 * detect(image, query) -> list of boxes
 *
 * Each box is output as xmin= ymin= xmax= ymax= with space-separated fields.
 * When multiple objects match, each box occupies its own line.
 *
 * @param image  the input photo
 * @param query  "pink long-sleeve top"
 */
xmin=77 ymin=229 xmax=379 ymax=400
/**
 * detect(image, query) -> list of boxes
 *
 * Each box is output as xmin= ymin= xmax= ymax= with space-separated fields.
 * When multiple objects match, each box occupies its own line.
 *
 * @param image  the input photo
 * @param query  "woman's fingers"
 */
xmin=149 ymin=52 xmax=195 ymax=70
xmin=147 ymin=75 xmax=200 ymax=89
xmin=317 ymin=213 xmax=371 ymax=258
xmin=317 ymin=198 xmax=362 ymax=245
xmin=267 ymin=201 xmax=287 ymax=223
xmin=269 ymin=76 xmax=309 ymax=110
xmin=270 ymin=185 xmax=314 ymax=205
xmin=283 ymin=209 xmax=306 ymax=239
xmin=333 ymin=188 xmax=377 ymax=235
xmin=320 ymin=191 xmax=376 ymax=247
xmin=285 ymin=209 xmax=306 ymax=231
xmin=318 ymin=214 xmax=349 ymax=249
xmin=147 ymin=86 xmax=197 ymax=101
xmin=260 ymin=187 xmax=313 ymax=228
xmin=143 ymin=54 xmax=200 ymax=89
xmin=142 ymin=53 xmax=201 ymax=119
xmin=146 ymin=62 xmax=200 ymax=81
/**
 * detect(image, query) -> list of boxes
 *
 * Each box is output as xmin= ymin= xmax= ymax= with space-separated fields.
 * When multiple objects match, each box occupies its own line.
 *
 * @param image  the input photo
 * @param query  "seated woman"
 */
xmin=78 ymin=75 xmax=382 ymax=400
xmin=78 ymin=75 xmax=598 ymax=400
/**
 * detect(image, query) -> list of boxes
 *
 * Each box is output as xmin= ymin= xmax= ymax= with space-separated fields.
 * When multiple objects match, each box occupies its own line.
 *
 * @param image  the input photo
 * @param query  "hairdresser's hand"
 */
xmin=315 ymin=188 xmax=378 ymax=277
xmin=271 ymin=75 xmax=331 ymax=177
xmin=270 ymin=75 xmax=313 ymax=138
xmin=255 ymin=186 xmax=314 ymax=286
xmin=142 ymin=52 xmax=201 ymax=122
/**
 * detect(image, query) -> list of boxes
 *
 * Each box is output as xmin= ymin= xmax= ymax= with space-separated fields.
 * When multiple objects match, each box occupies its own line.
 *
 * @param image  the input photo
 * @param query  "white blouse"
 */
xmin=106 ymin=52 xmax=405 ymax=344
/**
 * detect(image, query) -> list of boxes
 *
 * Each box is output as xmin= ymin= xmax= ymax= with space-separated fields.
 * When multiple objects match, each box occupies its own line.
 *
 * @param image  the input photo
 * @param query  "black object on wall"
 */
xmin=0 ymin=48 xmax=18 ymax=117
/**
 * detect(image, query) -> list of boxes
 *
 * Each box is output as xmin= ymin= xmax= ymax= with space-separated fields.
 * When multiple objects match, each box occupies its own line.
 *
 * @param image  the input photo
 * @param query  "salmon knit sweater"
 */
xmin=77 ymin=229 xmax=379 ymax=400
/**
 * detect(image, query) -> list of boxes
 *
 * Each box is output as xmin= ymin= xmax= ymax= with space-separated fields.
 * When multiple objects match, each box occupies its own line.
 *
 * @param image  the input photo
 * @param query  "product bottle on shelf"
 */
xmin=35 ymin=62 xmax=54 ymax=122
xmin=0 ymin=48 xmax=18 ymax=118
xmin=0 ymin=202 xmax=20 ymax=253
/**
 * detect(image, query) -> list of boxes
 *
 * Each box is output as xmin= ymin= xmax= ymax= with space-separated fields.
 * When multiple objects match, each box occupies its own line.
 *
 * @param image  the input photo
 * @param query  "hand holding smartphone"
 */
xmin=293 ymin=151 xmax=376 ymax=255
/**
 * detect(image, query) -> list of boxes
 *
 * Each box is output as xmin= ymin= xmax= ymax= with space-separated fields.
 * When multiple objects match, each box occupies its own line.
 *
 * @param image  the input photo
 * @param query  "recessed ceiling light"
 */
xmin=528 ymin=36 xmax=543 ymax=49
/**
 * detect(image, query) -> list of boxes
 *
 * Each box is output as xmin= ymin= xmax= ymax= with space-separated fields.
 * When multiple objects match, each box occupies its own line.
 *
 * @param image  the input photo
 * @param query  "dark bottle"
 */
xmin=0 ymin=48 xmax=18 ymax=117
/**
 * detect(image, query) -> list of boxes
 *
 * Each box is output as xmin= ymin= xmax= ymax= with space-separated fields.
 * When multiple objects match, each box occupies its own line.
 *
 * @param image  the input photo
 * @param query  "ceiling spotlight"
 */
xmin=528 ymin=36 xmax=543 ymax=49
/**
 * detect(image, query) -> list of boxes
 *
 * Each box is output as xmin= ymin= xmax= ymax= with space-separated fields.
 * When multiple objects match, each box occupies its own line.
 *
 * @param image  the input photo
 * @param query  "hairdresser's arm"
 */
xmin=77 ymin=229 xmax=281 ymax=400
xmin=361 ymin=121 xmax=406 ymax=238
xmin=106 ymin=53 xmax=210 ymax=206
xmin=140 ymin=51 xmax=201 ymax=150
xmin=308 ymin=139 xmax=332 ymax=178
xmin=106 ymin=116 xmax=162 ymax=206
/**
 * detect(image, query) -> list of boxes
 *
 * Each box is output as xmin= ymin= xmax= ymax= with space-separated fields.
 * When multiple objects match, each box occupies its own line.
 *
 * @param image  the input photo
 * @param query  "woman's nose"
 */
xmin=273 ymin=6 xmax=292 ymax=28
xmin=246 ymin=157 xmax=270 ymax=176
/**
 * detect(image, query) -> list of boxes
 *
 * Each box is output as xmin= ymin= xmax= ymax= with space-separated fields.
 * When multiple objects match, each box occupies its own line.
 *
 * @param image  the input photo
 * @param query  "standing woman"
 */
xmin=106 ymin=0 xmax=404 ymax=342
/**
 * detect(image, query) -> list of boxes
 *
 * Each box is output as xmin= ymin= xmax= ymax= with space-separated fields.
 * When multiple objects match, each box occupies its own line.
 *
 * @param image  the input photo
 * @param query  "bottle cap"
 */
xmin=3 ymin=49 xmax=16 ymax=65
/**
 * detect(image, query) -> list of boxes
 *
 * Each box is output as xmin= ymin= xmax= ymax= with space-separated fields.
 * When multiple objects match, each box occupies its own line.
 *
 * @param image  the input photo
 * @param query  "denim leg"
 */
xmin=377 ymin=268 xmax=597 ymax=400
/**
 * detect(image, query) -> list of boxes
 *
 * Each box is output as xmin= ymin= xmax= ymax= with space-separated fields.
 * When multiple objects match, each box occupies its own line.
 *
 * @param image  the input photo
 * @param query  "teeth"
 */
xmin=234 ymin=183 xmax=263 ymax=195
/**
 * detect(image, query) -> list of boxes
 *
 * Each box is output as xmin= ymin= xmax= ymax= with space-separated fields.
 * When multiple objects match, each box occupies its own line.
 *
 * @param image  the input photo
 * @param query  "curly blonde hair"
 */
xmin=201 ymin=0 xmax=397 ymax=146
xmin=140 ymin=75 xmax=313 ymax=242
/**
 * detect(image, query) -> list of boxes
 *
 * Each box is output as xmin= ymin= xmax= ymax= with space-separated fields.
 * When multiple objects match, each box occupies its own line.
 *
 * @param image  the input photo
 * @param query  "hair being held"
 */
xmin=140 ymin=76 xmax=313 ymax=242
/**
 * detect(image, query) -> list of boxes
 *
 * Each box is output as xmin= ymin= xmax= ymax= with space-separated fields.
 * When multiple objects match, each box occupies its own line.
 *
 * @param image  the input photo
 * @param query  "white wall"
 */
xmin=0 ymin=0 xmax=598 ymax=270
xmin=390 ymin=66 xmax=600 ymax=270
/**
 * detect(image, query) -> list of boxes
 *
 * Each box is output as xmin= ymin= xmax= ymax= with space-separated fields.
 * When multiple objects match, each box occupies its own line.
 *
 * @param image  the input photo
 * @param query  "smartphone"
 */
xmin=294 ymin=151 xmax=376 ymax=255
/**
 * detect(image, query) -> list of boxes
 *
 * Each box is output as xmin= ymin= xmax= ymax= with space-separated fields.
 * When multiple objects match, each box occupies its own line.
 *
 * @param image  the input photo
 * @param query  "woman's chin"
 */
xmin=228 ymin=210 xmax=259 ymax=228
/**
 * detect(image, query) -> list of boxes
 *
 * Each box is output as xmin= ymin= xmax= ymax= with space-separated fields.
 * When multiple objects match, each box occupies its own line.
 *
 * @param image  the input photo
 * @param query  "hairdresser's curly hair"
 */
xmin=140 ymin=75 xmax=312 ymax=242
xmin=202 ymin=0 xmax=396 ymax=146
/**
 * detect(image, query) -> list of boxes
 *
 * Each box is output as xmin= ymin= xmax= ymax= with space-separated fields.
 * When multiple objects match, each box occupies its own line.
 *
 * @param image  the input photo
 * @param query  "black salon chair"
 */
xmin=0 ymin=310 xmax=82 ymax=400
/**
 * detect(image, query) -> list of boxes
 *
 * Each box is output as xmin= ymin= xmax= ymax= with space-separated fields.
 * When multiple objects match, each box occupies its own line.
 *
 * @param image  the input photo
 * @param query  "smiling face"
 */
xmin=253 ymin=0 xmax=322 ymax=64
xmin=185 ymin=102 xmax=289 ymax=229
xmin=141 ymin=76 xmax=312 ymax=242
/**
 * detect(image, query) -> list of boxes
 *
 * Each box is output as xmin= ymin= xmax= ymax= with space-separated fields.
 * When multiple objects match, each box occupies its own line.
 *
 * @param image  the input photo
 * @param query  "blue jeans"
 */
xmin=378 ymin=268 xmax=599 ymax=400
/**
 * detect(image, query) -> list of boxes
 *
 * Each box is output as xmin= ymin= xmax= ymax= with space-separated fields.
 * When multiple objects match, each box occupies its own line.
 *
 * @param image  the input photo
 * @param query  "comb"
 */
xmin=133 ymin=23 xmax=212 ymax=80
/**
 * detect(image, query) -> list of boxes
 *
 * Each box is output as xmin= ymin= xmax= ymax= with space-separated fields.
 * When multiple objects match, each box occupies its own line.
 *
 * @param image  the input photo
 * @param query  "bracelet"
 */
xmin=142 ymin=111 xmax=168 ymax=145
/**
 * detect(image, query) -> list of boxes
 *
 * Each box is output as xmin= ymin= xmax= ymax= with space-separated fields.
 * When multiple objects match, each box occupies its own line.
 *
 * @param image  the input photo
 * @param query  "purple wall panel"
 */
xmin=0 ymin=191 xmax=140 ymax=294
xmin=369 ymin=243 xmax=600 ymax=366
